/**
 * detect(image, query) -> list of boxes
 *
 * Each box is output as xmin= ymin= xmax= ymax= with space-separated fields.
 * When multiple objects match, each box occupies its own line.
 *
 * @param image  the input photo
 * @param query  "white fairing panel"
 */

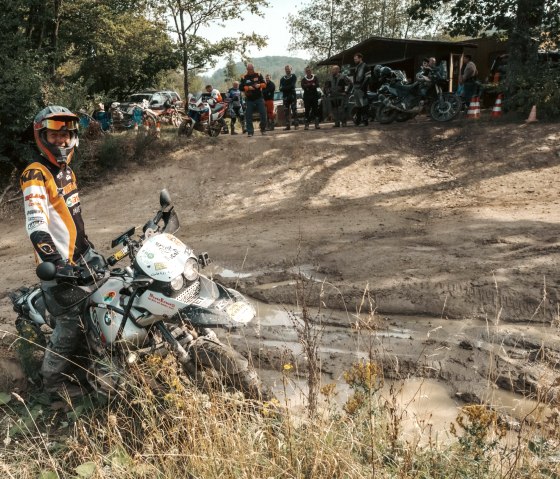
xmin=136 ymin=233 xmax=192 ymax=281
xmin=89 ymin=277 xmax=148 ymax=346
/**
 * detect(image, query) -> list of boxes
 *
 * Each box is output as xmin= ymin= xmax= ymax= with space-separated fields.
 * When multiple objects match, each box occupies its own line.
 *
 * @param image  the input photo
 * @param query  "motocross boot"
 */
xmin=315 ymin=121 xmax=321 ymax=129
xmin=304 ymin=122 xmax=309 ymax=130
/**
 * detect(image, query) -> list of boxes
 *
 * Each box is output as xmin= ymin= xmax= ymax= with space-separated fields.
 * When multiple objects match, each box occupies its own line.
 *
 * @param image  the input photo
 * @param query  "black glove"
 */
xmin=55 ymin=261 xmax=78 ymax=279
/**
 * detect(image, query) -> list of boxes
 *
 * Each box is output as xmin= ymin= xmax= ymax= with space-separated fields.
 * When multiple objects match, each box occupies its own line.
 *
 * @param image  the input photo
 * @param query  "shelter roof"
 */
xmin=318 ymin=36 xmax=477 ymax=66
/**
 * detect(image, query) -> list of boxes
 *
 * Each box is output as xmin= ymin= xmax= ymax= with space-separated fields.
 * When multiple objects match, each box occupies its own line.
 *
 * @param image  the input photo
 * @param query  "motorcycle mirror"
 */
xmin=36 ymin=262 xmax=57 ymax=281
xmin=160 ymin=189 xmax=172 ymax=208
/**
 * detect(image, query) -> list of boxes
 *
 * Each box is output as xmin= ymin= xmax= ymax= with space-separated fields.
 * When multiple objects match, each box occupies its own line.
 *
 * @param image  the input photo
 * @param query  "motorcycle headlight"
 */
xmin=170 ymin=274 xmax=184 ymax=291
xmin=183 ymin=257 xmax=199 ymax=281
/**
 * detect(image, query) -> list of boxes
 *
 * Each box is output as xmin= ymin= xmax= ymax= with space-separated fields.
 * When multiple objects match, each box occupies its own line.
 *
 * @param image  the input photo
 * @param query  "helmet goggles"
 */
xmin=39 ymin=118 xmax=78 ymax=131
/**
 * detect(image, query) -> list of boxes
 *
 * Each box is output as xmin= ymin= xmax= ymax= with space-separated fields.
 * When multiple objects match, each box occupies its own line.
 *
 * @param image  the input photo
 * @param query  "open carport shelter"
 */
xmin=318 ymin=36 xmax=478 ymax=92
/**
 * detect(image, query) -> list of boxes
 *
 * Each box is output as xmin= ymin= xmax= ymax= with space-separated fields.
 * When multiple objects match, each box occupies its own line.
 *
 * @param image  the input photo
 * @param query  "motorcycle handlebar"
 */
xmin=107 ymin=245 xmax=130 ymax=266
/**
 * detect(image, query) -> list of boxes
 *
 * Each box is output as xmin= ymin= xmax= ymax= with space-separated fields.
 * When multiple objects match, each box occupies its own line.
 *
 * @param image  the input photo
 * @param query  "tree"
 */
xmin=223 ymin=54 xmax=238 ymax=85
xmin=154 ymin=0 xmax=268 ymax=98
xmin=287 ymin=0 xmax=423 ymax=62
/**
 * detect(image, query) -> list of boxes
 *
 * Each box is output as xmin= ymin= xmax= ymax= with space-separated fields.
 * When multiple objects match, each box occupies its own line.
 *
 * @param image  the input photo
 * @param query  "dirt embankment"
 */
xmin=1 ymin=117 xmax=559 ymax=405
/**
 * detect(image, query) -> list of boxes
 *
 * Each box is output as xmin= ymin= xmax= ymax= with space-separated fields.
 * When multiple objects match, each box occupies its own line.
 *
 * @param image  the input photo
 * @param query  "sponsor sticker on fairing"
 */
xmin=147 ymin=292 xmax=176 ymax=311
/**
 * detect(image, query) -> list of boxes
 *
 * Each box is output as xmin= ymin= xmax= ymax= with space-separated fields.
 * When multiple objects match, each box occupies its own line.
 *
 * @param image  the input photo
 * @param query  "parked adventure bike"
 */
xmin=151 ymin=100 xmax=185 ymax=127
xmin=375 ymin=64 xmax=462 ymax=124
xmin=178 ymin=94 xmax=228 ymax=137
xmin=11 ymin=190 xmax=271 ymax=401
xmin=109 ymin=100 xmax=158 ymax=133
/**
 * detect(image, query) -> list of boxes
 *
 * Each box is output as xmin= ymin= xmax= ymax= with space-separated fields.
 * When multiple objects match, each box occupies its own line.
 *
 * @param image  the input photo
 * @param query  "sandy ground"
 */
xmin=1 ymin=115 xmax=559 ymax=418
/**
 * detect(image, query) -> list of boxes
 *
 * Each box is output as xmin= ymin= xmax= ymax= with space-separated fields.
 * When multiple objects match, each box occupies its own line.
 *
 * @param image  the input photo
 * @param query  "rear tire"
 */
xmin=376 ymin=105 xmax=397 ymax=124
xmin=187 ymin=337 xmax=272 ymax=401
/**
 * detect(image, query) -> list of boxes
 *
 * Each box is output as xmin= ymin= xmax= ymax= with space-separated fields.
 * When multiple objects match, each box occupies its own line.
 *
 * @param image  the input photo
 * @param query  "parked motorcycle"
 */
xmin=152 ymin=101 xmax=185 ymax=127
xmin=375 ymin=65 xmax=462 ymax=123
xmin=109 ymin=100 xmax=158 ymax=132
xmin=11 ymin=190 xmax=270 ymax=401
xmin=178 ymin=94 xmax=228 ymax=137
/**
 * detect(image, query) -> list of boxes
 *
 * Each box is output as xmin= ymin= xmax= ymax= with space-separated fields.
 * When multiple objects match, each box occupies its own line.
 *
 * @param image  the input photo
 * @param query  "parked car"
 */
xmin=269 ymin=88 xmax=324 ymax=125
xmin=120 ymin=90 xmax=183 ymax=112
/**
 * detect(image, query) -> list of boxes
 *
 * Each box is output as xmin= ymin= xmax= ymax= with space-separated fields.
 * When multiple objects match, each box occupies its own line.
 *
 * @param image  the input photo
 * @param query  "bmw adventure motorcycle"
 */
xmin=375 ymin=65 xmax=462 ymax=123
xmin=11 ymin=190 xmax=270 ymax=400
xmin=178 ymin=94 xmax=228 ymax=137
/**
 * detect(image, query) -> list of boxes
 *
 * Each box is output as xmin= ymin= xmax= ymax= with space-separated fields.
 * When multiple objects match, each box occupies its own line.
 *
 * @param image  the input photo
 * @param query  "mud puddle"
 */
xmin=222 ymin=299 xmax=559 ymax=436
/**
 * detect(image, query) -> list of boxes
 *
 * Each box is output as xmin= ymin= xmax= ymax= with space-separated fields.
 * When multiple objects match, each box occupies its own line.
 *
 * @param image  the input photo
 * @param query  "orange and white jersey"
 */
xmin=20 ymin=157 xmax=90 ymax=264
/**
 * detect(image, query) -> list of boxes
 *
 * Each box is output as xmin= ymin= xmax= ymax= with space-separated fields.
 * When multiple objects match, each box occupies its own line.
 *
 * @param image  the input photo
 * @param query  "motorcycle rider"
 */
xmin=279 ymin=65 xmax=299 ymax=130
xmin=202 ymin=84 xmax=228 ymax=133
xmin=20 ymin=106 xmax=103 ymax=399
xmin=300 ymin=66 xmax=321 ymax=130
xmin=263 ymin=74 xmax=276 ymax=131
xmin=353 ymin=53 xmax=369 ymax=126
xmin=324 ymin=65 xmax=352 ymax=127
xmin=225 ymin=81 xmax=246 ymax=135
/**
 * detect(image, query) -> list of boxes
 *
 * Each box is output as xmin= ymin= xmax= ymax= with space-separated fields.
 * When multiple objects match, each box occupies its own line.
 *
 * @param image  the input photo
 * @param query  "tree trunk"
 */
xmin=182 ymin=46 xmax=189 ymax=99
xmin=507 ymin=0 xmax=545 ymax=90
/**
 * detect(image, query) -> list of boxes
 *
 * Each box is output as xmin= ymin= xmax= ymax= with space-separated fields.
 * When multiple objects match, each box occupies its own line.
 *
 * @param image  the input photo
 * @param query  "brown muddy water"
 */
xmin=223 ymin=297 xmax=556 ymax=442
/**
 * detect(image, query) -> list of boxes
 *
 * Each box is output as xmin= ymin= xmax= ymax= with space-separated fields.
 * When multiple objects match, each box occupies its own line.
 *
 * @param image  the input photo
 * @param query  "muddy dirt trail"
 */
xmin=1 ymin=117 xmax=559 ymax=413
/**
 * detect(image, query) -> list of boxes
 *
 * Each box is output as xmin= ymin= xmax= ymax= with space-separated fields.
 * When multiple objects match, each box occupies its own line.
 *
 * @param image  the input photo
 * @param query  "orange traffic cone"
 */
xmin=466 ymin=96 xmax=481 ymax=119
xmin=525 ymin=105 xmax=538 ymax=123
xmin=133 ymin=122 xmax=139 ymax=132
xmin=491 ymin=93 xmax=504 ymax=119
xmin=155 ymin=121 xmax=161 ymax=138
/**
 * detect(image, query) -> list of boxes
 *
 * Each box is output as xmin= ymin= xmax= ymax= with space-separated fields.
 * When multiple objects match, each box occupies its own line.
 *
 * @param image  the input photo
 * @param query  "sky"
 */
xmin=199 ymin=0 xmax=310 ymax=70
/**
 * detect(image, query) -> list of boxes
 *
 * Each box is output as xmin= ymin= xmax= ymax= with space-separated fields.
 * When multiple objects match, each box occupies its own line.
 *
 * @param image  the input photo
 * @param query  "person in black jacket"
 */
xmin=239 ymin=63 xmax=267 ymax=136
xmin=324 ymin=65 xmax=352 ymax=127
xmin=300 ymin=66 xmax=321 ymax=130
xmin=279 ymin=65 xmax=299 ymax=130
xmin=353 ymin=53 xmax=369 ymax=126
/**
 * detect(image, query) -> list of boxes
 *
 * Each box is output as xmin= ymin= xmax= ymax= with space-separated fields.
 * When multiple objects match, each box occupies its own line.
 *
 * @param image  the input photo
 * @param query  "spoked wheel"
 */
xmin=171 ymin=111 xmax=182 ymax=127
xmin=376 ymin=105 xmax=397 ymax=124
xmin=142 ymin=112 xmax=158 ymax=134
xmin=178 ymin=119 xmax=194 ymax=137
xmin=186 ymin=337 xmax=273 ymax=401
xmin=430 ymin=93 xmax=462 ymax=122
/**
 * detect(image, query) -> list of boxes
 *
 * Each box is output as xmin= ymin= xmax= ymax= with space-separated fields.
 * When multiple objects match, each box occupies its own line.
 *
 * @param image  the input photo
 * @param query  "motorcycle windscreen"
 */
xmin=161 ymin=210 xmax=180 ymax=235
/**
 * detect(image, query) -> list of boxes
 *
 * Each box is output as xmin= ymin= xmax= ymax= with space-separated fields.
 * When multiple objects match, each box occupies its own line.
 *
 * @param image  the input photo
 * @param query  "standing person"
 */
xmin=20 ymin=106 xmax=103 ymax=399
xmin=460 ymin=54 xmax=478 ymax=107
xmin=353 ymin=53 xmax=369 ymax=126
xmin=279 ymin=65 xmax=299 ymax=130
xmin=91 ymin=103 xmax=110 ymax=131
xmin=263 ymin=74 xmax=276 ymax=130
xmin=300 ymin=66 xmax=321 ymax=130
xmin=240 ymin=63 xmax=267 ymax=137
xmin=324 ymin=65 xmax=352 ymax=127
xmin=225 ymin=81 xmax=245 ymax=135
